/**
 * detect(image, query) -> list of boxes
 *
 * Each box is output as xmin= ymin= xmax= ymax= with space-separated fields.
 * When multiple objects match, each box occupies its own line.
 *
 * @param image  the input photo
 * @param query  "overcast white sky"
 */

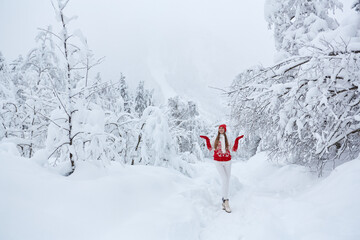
xmin=0 ymin=0 xmax=276 ymax=121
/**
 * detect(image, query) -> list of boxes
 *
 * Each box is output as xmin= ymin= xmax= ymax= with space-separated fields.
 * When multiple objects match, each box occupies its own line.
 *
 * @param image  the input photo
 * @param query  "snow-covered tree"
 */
xmin=0 ymin=54 xmax=18 ymax=141
xmin=133 ymin=106 xmax=178 ymax=167
xmin=353 ymin=0 xmax=360 ymax=12
xmin=264 ymin=0 xmax=342 ymax=58
xmin=18 ymin=29 xmax=60 ymax=157
xmin=87 ymin=74 xmax=138 ymax=164
xmin=167 ymin=96 xmax=209 ymax=162
xmin=230 ymin=55 xmax=360 ymax=175
xmin=0 ymin=0 xmax=212 ymax=177
xmin=0 ymin=52 xmax=5 ymax=71
xmin=230 ymin=3 xmax=360 ymax=175
xmin=134 ymin=81 xmax=146 ymax=117
xmin=0 ymin=55 xmax=35 ymax=156
xmin=134 ymin=80 xmax=153 ymax=117
xmin=119 ymin=73 xmax=133 ymax=113
xmin=42 ymin=0 xmax=106 ymax=175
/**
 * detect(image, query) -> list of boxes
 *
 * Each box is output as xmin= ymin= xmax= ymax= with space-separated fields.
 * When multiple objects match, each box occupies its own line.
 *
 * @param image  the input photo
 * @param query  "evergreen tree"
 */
xmin=134 ymin=81 xmax=147 ymax=117
xmin=119 ymin=73 xmax=133 ymax=113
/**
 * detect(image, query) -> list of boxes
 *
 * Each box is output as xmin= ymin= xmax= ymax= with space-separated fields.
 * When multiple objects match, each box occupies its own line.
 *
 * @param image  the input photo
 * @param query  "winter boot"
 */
xmin=222 ymin=198 xmax=231 ymax=213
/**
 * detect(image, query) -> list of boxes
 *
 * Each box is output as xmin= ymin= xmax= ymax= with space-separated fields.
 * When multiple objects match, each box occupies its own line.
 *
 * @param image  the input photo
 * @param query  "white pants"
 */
xmin=214 ymin=160 xmax=232 ymax=199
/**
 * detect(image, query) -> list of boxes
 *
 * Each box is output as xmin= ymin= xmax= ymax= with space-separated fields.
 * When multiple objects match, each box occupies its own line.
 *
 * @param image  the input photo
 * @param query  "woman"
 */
xmin=200 ymin=124 xmax=243 ymax=213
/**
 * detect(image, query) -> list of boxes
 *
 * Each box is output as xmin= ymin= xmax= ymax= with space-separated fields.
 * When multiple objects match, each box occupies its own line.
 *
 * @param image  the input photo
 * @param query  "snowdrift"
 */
xmin=1 ymin=143 xmax=359 ymax=240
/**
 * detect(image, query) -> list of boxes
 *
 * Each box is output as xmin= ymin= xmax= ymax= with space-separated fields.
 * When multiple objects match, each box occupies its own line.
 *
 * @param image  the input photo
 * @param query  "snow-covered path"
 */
xmin=1 ymin=144 xmax=359 ymax=240
xmin=195 ymin=153 xmax=360 ymax=240
xmin=194 ymin=153 xmax=360 ymax=240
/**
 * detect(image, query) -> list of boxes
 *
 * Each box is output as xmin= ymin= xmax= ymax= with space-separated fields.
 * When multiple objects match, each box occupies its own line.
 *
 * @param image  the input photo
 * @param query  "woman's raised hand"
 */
xmin=200 ymin=135 xmax=212 ymax=150
xmin=232 ymin=135 xmax=244 ymax=152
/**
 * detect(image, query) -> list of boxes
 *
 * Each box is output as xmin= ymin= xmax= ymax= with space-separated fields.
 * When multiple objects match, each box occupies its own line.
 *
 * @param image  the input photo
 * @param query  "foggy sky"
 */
xmin=0 ymin=0 xmax=275 ymax=121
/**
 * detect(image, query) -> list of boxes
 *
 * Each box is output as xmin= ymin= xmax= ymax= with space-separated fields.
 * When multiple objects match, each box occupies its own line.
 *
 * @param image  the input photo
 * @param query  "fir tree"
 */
xmin=119 ymin=73 xmax=132 ymax=113
xmin=134 ymin=81 xmax=147 ymax=117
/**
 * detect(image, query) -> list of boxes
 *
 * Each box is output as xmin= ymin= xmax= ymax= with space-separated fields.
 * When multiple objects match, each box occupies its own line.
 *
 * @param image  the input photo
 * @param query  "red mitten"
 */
xmin=200 ymin=135 xmax=212 ymax=150
xmin=232 ymin=135 xmax=244 ymax=152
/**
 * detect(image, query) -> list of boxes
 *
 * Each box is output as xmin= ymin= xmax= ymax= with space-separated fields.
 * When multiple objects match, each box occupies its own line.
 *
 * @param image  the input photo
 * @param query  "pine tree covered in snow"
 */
xmin=119 ymin=73 xmax=133 ymax=114
xmin=134 ymin=80 xmax=153 ymax=117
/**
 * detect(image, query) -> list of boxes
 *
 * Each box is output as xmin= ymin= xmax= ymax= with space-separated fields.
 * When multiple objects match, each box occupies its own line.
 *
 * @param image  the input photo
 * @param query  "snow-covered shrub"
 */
xmin=137 ymin=106 xmax=177 ymax=167
xmin=18 ymin=30 xmax=60 ymax=157
xmin=103 ymin=75 xmax=142 ymax=164
xmin=0 ymin=44 xmax=57 ymax=158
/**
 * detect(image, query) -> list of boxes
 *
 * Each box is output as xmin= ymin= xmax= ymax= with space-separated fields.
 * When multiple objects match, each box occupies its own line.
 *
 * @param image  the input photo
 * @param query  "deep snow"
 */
xmin=1 ymin=143 xmax=359 ymax=240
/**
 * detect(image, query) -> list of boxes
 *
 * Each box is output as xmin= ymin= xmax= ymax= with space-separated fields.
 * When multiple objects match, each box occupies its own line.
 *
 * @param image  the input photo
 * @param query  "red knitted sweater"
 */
xmin=213 ymin=140 xmax=231 ymax=161
xmin=199 ymin=135 xmax=244 ymax=162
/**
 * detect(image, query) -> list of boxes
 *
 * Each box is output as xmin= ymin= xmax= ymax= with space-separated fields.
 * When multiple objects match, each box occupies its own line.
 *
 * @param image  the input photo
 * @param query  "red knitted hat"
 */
xmin=218 ymin=124 xmax=226 ymax=132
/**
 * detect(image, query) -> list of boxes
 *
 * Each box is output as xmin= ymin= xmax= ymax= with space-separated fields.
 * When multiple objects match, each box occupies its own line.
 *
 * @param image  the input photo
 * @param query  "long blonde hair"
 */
xmin=214 ymin=132 xmax=229 ymax=150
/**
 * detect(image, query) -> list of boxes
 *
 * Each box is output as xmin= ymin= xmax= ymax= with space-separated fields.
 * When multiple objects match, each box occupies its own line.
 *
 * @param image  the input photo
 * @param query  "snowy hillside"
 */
xmin=1 ymin=143 xmax=359 ymax=240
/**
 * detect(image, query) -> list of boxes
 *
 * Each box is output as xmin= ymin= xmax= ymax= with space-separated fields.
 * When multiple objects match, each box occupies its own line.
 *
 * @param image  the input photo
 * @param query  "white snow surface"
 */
xmin=1 ymin=143 xmax=359 ymax=240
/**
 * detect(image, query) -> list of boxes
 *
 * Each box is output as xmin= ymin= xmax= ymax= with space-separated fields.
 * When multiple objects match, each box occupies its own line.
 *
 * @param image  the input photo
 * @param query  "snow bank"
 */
xmin=1 ymin=144 xmax=359 ymax=240
xmin=0 ymin=141 xmax=200 ymax=240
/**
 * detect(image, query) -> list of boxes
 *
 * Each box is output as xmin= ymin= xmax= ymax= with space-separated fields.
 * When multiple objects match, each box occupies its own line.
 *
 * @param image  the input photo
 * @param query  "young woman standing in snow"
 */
xmin=200 ymin=124 xmax=243 ymax=213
